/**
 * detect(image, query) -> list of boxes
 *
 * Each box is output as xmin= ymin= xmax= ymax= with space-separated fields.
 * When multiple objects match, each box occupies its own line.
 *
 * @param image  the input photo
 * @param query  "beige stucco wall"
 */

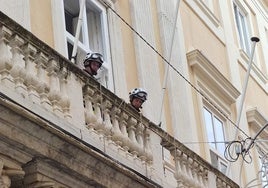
xmin=16 ymin=0 xmax=268 ymax=186
xmin=117 ymin=1 xmax=138 ymax=91
xmin=240 ymin=64 xmax=268 ymax=116
xmin=30 ymin=0 xmax=54 ymax=48
xmin=181 ymin=2 xmax=230 ymax=80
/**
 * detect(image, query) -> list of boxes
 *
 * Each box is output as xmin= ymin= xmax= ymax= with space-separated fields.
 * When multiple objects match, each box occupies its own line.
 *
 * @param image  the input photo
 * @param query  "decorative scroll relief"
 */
xmin=83 ymin=84 xmax=153 ymax=163
xmin=0 ymin=158 xmax=25 ymax=188
xmin=171 ymin=149 xmax=208 ymax=188
xmin=0 ymin=25 xmax=71 ymax=120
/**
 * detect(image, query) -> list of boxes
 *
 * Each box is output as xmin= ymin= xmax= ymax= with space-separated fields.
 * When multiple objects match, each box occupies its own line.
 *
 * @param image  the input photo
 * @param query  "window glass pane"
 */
xmin=214 ymin=117 xmax=225 ymax=155
xmin=203 ymin=106 xmax=227 ymax=173
xmin=203 ymin=108 xmax=216 ymax=148
xmin=233 ymin=3 xmax=250 ymax=54
xmin=64 ymin=0 xmax=82 ymax=40
xmin=219 ymin=161 xmax=227 ymax=174
xmin=86 ymin=9 xmax=103 ymax=52
xmin=63 ymin=0 xmax=106 ymax=58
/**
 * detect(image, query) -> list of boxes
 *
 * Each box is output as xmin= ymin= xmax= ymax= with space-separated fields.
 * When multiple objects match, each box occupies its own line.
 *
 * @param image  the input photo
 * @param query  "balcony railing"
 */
xmin=0 ymin=11 xmax=239 ymax=188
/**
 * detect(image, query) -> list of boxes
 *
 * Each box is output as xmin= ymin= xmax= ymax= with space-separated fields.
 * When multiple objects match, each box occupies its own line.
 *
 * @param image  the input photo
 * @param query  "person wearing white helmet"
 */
xmin=83 ymin=52 xmax=104 ymax=76
xmin=129 ymin=88 xmax=147 ymax=112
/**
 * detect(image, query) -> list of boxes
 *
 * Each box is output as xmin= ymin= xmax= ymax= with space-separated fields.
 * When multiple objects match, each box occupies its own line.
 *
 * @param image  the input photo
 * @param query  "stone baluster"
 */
xmin=173 ymin=149 xmax=187 ymax=188
xmin=127 ymin=117 xmax=140 ymax=157
xmin=196 ymin=165 xmax=207 ymax=188
xmin=102 ymin=100 xmax=113 ymax=138
xmin=187 ymin=158 xmax=197 ymax=187
xmin=35 ymin=52 xmax=51 ymax=110
xmin=59 ymin=66 xmax=71 ymax=120
xmin=111 ymin=107 xmax=123 ymax=146
xmin=181 ymin=154 xmax=192 ymax=186
xmin=91 ymin=93 xmax=104 ymax=132
xmin=192 ymin=161 xmax=202 ymax=188
xmin=188 ymin=158 xmax=195 ymax=187
xmin=199 ymin=167 xmax=208 ymax=188
xmin=9 ymin=35 xmax=27 ymax=95
xmin=22 ymin=43 xmax=40 ymax=103
xmin=83 ymin=86 xmax=97 ymax=130
xmin=47 ymin=58 xmax=61 ymax=115
xmin=144 ymin=128 xmax=153 ymax=163
xmin=0 ymin=26 xmax=12 ymax=85
xmin=136 ymin=123 xmax=146 ymax=161
xmin=119 ymin=112 xmax=130 ymax=152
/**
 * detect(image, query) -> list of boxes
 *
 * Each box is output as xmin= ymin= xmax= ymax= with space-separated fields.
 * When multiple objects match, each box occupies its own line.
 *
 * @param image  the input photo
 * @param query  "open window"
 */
xmin=63 ymin=0 xmax=113 ymax=89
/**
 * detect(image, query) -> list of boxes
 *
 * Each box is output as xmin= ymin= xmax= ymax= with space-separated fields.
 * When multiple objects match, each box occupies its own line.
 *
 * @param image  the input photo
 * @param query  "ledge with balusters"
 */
xmin=0 ymin=11 xmax=239 ymax=188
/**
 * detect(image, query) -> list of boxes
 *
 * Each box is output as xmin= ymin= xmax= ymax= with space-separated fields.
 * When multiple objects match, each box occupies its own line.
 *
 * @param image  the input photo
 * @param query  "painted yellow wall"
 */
xmin=115 ymin=0 xmax=174 ymax=133
xmin=241 ymin=66 xmax=268 ymax=116
xmin=181 ymin=2 xmax=230 ymax=80
xmin=150 ymin=0 xmax=173 ymax=133
xmin=117 ymin=1 xmax=139 ymax=92
xmin=29 ymin=0 xmax=54 ymax=48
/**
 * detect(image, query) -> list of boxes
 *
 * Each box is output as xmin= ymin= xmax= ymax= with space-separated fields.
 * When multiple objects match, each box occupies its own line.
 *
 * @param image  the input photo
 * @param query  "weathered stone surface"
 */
xmin=0 ymin=102 xmax=161 ymax=188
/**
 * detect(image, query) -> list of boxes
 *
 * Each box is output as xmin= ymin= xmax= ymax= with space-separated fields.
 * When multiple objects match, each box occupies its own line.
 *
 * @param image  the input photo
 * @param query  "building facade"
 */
xmin=0 ymin=0 xmax=267 ymax=187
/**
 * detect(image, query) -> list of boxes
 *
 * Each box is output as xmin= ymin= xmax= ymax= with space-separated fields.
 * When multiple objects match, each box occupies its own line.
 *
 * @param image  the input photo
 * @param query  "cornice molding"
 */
xmin=246 ymin=107 xmax=268 ymax=140
xmin=246 ymin=107 xmax=267 ymax=128
xmin=187 ymin=49 xmax=240 ymax=105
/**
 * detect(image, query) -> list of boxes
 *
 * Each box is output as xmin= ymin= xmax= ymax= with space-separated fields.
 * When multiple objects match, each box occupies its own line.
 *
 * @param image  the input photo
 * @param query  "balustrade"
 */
xmin=0 ymin=12 xmax=239 ymax=188
xmin=0 ymin=25 xmax=72 ymax=120
xmin=82 ymin=83 xmax=151 ymax=163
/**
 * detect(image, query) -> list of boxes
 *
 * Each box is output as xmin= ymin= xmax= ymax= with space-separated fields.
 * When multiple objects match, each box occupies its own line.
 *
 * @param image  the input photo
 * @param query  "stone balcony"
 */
xmin=0 ymin=11 xmax=239 ymax=188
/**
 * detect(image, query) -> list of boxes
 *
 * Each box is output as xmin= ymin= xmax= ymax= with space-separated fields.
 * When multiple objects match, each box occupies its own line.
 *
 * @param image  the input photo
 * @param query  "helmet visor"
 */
xmin=135 ymin=92 xmax=147 ymax=101
xmin=90 ymin=53 xmax=104 ymax=63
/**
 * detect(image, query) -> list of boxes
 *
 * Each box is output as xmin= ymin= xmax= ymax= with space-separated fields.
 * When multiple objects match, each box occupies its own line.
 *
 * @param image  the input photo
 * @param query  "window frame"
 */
xmin=203 ymin=106 xmax=226 ymax=155
xmin=233 ymin=1 xmax=252 ymax=55
xmin=187 ymin=50 xmax=240 ymax=175
xmin=52 ymin=0 xmax=114 ymax=90
xmin=202 ymin=102 xmax=228 ymax=174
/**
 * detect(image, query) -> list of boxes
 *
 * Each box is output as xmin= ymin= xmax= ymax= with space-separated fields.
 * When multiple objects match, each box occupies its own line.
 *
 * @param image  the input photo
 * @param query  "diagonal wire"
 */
xmin=100 ymin=0 xmax=249 ymax=138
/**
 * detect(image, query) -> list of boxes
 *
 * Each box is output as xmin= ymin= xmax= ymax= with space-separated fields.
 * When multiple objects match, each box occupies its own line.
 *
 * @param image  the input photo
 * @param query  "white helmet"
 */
xmin=129 ymin=88 xmax=147 ymax=102
xmin=83 ymin=52 xmax=104 ymax=67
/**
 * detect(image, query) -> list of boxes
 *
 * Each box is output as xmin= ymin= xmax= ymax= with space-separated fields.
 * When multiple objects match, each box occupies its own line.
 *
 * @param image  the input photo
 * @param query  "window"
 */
xmin=187 ymin=50 xmax=240 ymax=174
xmin=203 ymin=107 xmax=225 ymax=155
xmin=233 ymin=2 xmax=251 ymax=55
xmin=203 ymin=107 xmax=227 ymax=173
xmin=63 ymin=0 xmax=113 ymax=89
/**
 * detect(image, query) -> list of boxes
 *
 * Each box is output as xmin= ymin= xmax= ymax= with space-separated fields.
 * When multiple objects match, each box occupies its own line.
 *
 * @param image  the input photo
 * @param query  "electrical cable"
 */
xmin=182 ymin=141 xmax=229 ymax=144
xmin=158 ymin=0 xmax=180 ymax=127
xmin=97 ymin=3 xmax=268 ymax=185
xmin=100 ymin=0 xmax=250 ymax=138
